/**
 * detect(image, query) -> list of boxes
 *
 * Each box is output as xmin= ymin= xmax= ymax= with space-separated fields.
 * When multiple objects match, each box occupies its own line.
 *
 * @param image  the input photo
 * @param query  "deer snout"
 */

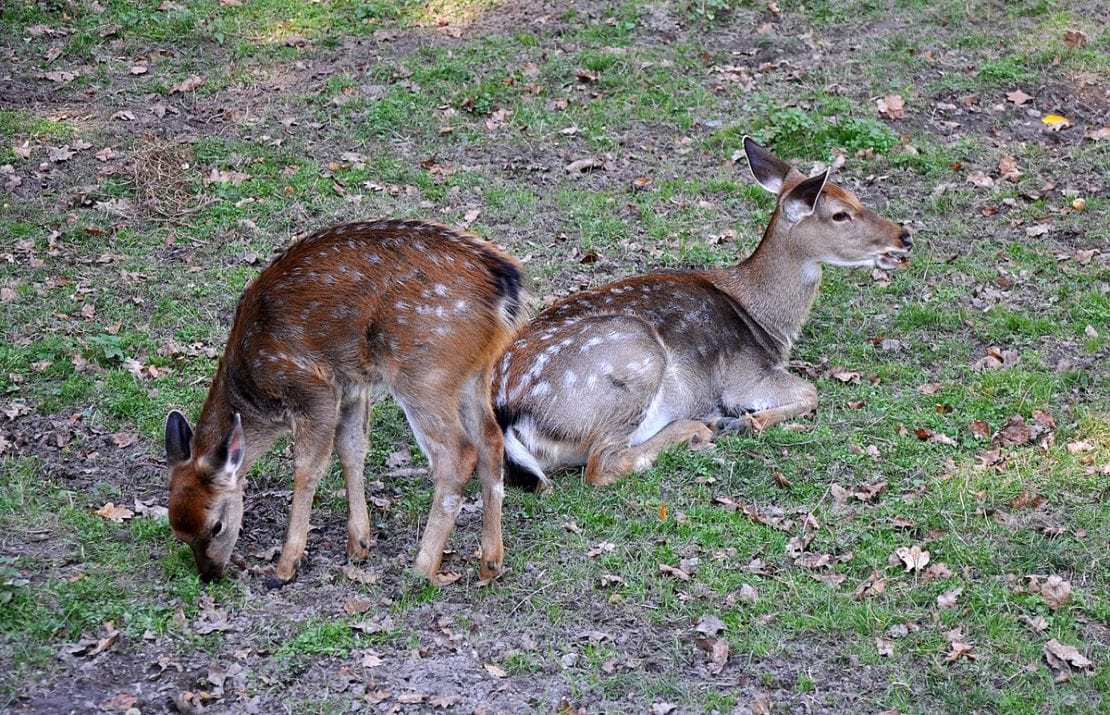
xmin=897 ymin=230 xmax=913 ymax=249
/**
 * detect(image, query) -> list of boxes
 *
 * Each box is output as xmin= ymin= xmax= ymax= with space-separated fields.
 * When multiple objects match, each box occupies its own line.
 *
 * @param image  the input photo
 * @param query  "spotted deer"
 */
xmin=165 ymin=220 xmax=527 ymax=587
xmin=493 ymin=138 xmax=912 ymax=491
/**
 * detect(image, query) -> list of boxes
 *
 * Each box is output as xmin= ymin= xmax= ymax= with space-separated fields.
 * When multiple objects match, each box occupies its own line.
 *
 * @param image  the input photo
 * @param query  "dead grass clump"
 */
xmin=127 ymin=140 xmax=213 ymax=222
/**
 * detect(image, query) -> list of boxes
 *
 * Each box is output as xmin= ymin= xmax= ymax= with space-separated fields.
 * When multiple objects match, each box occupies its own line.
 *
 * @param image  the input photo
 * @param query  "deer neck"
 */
xmin=713 ymin=218 xmax=822 ymax=352
xmin=192 ymin=360 xmax=238 ymax=455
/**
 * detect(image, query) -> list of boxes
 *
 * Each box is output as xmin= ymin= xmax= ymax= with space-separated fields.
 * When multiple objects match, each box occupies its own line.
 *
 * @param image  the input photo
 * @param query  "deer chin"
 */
xmin=875 ymin=250 xmax=910 ymax=270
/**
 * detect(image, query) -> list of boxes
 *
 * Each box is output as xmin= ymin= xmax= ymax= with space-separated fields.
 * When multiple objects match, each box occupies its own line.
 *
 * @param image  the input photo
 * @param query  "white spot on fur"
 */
xmin=441 ymin=494 xmax=462 ymax=516
xmin=530 ymin=382 xmax=551 ymax=397
xmin=579 ymin=336 xmax=604 ymax=353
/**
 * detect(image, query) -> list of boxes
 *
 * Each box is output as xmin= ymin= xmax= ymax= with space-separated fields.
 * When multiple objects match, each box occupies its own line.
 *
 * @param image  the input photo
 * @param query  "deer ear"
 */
xmin=744 ymin=136 xmax=793 ymax=195
xmin=781 ymin=170 xmax=829 ymax=223
xmin=207 ymin=414 xmax=245 ymax=489
xmin=165 ymin=411 xmax=193 ymax=467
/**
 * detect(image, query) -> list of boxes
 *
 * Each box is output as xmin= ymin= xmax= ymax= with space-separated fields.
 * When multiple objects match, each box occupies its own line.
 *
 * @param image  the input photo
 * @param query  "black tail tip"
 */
xmin=504 ymin=454 xmax=544 ymax=493
xmin=489 ymin=254 xmax=524 ymax=322
xmin=494 ymin=403 xmax=544 ymax=492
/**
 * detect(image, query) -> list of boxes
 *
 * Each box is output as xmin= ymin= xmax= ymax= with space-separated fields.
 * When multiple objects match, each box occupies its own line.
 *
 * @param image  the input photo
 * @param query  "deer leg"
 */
xmin=459 ymin=373 xmax=506 ymax=582
xmin=270 ymin=408 xmax=339 ymax=587
xmin=334 ymin=393 xmax=372 ymax=562
xmin=405 ymin=408 xmax=476 ymax=584
xmin=719 ymin=371 xmax=817 ymax=434
xmin=585 ymin=419 xmax=713 ymax=486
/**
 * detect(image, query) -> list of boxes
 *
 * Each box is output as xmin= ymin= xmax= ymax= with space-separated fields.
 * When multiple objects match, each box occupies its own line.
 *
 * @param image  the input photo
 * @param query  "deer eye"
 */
xmin=211 ymin=521 xmax=223 ymax=537
xmin=832 ymin=211 xmax=851 ymax=223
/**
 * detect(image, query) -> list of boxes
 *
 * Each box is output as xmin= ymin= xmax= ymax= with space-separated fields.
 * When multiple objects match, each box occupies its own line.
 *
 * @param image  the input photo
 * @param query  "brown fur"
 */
xmin=166 ymin=219 xmax=527 ymax=586
xmin=493 ymin=139 xmax=912 ymax=490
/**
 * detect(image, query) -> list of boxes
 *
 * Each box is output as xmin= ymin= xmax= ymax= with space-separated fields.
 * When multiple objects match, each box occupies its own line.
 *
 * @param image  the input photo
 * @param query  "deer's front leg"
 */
xmin=716 ymin=370 xmax=817 ymax=433
xmin=268 ymin=417 xmax=338 ymax=589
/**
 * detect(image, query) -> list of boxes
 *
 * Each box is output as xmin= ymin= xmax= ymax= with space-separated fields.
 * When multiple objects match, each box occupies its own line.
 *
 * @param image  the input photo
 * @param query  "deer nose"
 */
xmin=898 ymin=231 xmax=913 ymax=249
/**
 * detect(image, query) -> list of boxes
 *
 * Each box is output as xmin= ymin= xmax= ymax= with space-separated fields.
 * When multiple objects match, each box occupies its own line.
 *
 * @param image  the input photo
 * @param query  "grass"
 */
xmin=0 ymin=0 xmax=1106 ymax=712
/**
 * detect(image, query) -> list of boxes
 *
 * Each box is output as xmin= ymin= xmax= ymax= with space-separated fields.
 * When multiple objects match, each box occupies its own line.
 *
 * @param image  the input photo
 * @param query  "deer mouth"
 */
xmin=876 ymin=249 xmax=910 ymax=270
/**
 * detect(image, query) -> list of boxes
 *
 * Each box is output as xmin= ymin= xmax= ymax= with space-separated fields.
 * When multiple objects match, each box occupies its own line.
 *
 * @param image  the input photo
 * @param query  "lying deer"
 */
xmin=493 ymin=138 xmax=912 ymax=491
xmin=165 ymin=220 xmax=526 ymax=586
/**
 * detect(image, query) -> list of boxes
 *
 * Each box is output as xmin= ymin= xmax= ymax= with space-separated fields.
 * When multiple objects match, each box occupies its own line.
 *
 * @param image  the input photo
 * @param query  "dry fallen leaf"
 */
xmin=968 ymin=420 xmax=991 ymax=439
xmin=111 ymin=431 xmax=138 ymax=448
xmin=1041 ymin=113 xmax=1072 ymax=130
xmin=339 ymin=565 xmax=379 ymax=585
xmin=587 ymin=541 xmax=616 ymax=558
xmin=95 ymin=502 xmax=134 ymax=522
xmin=343 ymin=596 xmax=372 ymax=616
xmin=966 ymin=170 xmax=994 ymax=188
xmin=876 ymin=94 xmax=906 ymax=119
xmin=1062 ymin=30 xmax=1087 ymax=48
xmin=937 ymin=587 xmax=963 ymax=610
xmin=565 ymin=157 xmax=604 ymax=173
xmin=204 ymin=168 xmax=250 ymax=186
xmin=945 ymin=640 xmax=978 ymax=662
xmin=66 ymin=621 xmax=120 ymax=657
xmin=708 ymin=637 xmax=728 ymax=674
xmin=133 ymin=498 xmax=168 ymax=520
xmin=1066 ymin=440 xmax=1094 ymax=454
xmin=484 ymin=663 xmax=508 ymax=678
xmin=998 ymin=155 xmax=1021 ymax=181
xmin=430 ymin=695 xmax=464 ymax=709
xmin=854 ymin=571 xmax=887 ymax=600
xmin=104 ymin=691 xmax=138 ymax=712
xmin=895 ymin=545 xmax=930 ymax=572
xmin=1022 ymin=615 xmax=1048 ymax=632
xmin=922 ymin=562 xmax=953 ymax=582
xmin=695 ymin=614 xmax=726 ymax=637
xmin=45 ymin=69 xmax=77 ymax=83
xmin=1037 ymin=575 xmax=1072 ymax=610
xmin=1005 ymin=89 xmax=1032 ymax=105
xmin=170 ymin=74 xmax=205 ymax=94
xmin=875 ymin=637 xmax=894 ymax=657
xmin=1043 ymin=639 xmax=1093 ymax=682
xmin=659 ymin=563 xmax=691 ymax=581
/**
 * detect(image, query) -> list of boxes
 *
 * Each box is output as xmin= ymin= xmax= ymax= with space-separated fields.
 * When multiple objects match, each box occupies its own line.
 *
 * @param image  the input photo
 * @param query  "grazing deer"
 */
xmin=165 ymin=220 xmax=527 ymax=587
xmin=493 ymin=138 xmax=912 ymax=491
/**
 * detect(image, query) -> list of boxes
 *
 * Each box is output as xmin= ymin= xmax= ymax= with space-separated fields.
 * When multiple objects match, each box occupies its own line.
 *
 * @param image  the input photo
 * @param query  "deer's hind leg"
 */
xmin=458 ymin=370 xmax=505 ymax=581
xmin=334 ymin=389 xmax=373 ymax=562
xmin=395 ymin=388 xmax=478 ymax=583
xmin=584 ymin=419 xmax=713 ymax=486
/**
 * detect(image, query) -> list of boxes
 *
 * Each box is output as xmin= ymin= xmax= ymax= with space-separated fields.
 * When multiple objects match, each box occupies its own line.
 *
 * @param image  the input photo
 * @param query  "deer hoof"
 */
xmin=264 ymin=574 xmax=293 ymax=590
xmin=710 ymin=416 xmax=753 ymax=435
xmin=347 ymin=535 xmax=372 ymax=562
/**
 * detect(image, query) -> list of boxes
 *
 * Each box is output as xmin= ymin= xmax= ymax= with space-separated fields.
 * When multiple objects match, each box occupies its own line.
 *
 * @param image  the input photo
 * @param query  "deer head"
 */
xmin=165 ymin=411 xmax=246 ymax=582
xmin=744 ymin=136 xmax=912 ymax=271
